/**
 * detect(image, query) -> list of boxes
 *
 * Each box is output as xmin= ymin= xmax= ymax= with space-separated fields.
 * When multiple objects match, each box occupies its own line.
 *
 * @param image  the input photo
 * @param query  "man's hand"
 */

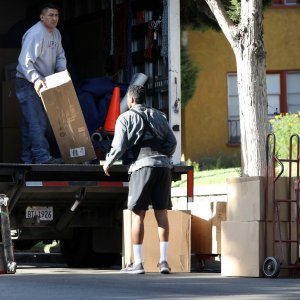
xmin=34 ymin=79 xmax=46 ymax=96
xmin=103 ymin=163 xmax=110 ymax=176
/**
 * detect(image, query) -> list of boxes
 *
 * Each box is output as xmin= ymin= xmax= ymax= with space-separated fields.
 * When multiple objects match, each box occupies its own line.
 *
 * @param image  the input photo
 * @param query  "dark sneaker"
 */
xmin=120 ymin=263 xmax=145 ymax=274
xmin=158 ymin=261 xmax=171 ymax=274
xmin=41 ymin=157 xmax=64 ymax=164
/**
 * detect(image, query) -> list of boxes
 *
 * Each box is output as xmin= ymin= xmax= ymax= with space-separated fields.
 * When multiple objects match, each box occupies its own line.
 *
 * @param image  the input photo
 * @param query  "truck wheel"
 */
xmin=13 ymin=240 xmax=40 ymax=251
xmin=92 ymin=253 xmax=121 ymax=268
xmin=60 ymin=229 xmax=93 ymax=267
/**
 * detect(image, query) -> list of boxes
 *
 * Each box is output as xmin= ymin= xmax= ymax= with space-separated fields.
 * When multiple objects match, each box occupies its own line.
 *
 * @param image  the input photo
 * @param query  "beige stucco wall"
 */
xmin=183 ymin=7 xmax=300 ymax=162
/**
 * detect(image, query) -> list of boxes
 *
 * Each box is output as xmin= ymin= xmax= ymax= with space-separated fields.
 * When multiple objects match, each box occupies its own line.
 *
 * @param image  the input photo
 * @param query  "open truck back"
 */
xmin=0 ymin=0 xmax=193 ymax=267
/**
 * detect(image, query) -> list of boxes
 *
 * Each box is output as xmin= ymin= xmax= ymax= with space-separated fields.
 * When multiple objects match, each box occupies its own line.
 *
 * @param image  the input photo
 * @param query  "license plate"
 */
xmin=25 ymin=206 xmax=53 ymax=221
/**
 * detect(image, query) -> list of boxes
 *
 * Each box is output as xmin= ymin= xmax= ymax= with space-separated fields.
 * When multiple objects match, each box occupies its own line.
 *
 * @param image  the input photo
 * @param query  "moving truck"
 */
xmin=0 ymin=0 xmax=193 ymax=267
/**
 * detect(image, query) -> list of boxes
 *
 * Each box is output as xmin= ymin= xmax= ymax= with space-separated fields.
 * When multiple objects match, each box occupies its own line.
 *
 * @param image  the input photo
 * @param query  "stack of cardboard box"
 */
xmin=222 ymin=176 xmax=298 ymax=277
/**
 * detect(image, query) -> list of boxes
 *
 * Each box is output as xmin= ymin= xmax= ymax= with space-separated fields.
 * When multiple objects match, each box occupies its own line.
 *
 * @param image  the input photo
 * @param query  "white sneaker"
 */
xmin=158 ymin=261 xmax=171 ymax=274
xmin=120 ymin=263 xmax=145 ymax=274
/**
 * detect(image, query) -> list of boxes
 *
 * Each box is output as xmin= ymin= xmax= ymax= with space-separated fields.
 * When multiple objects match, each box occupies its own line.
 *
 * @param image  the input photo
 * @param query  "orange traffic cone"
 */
xmin=104 ymin=86 xmax=121 ymax=133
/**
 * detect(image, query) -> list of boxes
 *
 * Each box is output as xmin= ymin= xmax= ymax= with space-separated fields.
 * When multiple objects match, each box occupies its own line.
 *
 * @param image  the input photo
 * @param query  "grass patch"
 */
xmin=172 ymin=167 xmax=241 ymax=188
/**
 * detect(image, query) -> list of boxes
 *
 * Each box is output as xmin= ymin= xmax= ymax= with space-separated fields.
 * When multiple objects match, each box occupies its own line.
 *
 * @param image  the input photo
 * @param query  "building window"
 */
xmin=227 ymin=74 xmax=240 ymax=144
xmin=273 ymin=0 xmax=300 ymax=5
xmin=227 ymin=71 xmax=300 ymax=144
xmin=287 ymin=72 xmax=300 ymax=113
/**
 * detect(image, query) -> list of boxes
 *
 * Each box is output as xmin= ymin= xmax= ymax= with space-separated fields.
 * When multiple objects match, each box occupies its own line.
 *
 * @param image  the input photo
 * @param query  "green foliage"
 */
xmin=187 ymin=153 xmax=241 ymax=171
xmin=181 ymin=46 xmax=199 ymax=107
xmin=198 ymin=153 xmax=241 ymax=170
xmin=180 ymin=0 xmax=272 ymax=30
xmin=172 ymin=167 xmax=241 ymax=187
xmin=269 ymin=112 xmax=300 ymax=159
xmin=180 ymin=0 xmax=220 ymax=30
xmin=227 ymin=0 xmax=241 ymax=23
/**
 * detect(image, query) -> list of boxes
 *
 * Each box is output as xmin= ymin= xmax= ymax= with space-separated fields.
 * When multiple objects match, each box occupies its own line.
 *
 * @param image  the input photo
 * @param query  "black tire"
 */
xmin=92 ymin=253 xmax=121 ymax=268
xmin=60 ymin=228 xmax=94 ymax=267
xmin=13 ymin=240 xmax=40 ymax=251
xmin=262 ymin=256 xmax=281 ymax=278
xmin=60 ymin=229 xmax=121 ymax=268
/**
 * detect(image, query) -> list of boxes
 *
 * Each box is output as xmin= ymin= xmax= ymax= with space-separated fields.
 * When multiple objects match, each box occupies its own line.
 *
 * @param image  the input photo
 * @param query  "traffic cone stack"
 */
xmin=104 ymin=86 xmax=121 ymax=133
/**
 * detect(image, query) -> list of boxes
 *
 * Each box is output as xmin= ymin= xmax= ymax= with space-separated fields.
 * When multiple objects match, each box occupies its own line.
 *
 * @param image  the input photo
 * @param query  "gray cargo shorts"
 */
xmin=127 ymin=167 xmax=172 ymax=211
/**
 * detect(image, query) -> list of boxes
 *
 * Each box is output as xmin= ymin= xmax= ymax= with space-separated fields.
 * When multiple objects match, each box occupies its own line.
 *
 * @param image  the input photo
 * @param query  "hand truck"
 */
xmin=263 ymin=133 xmax=300 ymax=278
xmin=0 ymin=194 xmax=17 ymax=274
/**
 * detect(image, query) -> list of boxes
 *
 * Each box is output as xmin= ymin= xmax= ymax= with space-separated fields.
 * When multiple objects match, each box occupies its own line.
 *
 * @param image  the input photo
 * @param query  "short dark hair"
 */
xmin=40 ymin=3 xmax=60 ymax=14
xmin=127 ymin=85 xmax=145 ymax=104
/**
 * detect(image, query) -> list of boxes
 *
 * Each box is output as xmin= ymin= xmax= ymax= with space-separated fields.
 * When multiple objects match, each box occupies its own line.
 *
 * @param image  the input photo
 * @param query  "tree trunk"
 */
xmin=204 ymin=0 xmax=268 ymax=176
xmin=234 ymin=0 xmax=268 ymax=176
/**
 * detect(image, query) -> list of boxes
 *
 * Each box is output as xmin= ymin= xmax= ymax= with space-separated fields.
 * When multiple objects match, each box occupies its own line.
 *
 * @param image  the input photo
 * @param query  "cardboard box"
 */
xmin=212 ymin=202 xmax=226 ymax=254
xmin=40 ymin=71 xmax=96 ymax=164
xmin=0 ymin=127 xmax=22 ymax=163
xmin=1 ymin=80 xmax=22 ymax=128
xmin=191 ymin=215 xmax=212 ymax=255
xmin=123 ymin=209 xmax=191 ymax=272
xmin=221 ymin=220 xmax=298 ymax=277
xmin=191 ymin=201 xmax=226 ymax=255
xmin=227 ymin=176 xmax=291 ymax=222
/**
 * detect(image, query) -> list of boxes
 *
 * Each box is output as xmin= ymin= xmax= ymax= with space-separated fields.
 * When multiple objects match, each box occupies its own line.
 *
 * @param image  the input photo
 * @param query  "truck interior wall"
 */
xmin=64 ymin=19 xmax=107 ymax=80
xmin=0 ymin=0 xmax=169 ymax=163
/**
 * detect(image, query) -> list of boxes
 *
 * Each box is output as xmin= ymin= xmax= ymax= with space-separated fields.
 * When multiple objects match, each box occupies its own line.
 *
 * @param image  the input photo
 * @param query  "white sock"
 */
xmin=160 ymin=241 xmax=168 ymax=263
xmin=133 ymin=244 xmax=143 ymax=265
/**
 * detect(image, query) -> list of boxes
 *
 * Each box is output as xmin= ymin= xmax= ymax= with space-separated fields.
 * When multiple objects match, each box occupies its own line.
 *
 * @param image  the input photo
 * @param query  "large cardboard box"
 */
xmin=191 ymin=201 xmax=226 ymax=255
xmin=227 ymin=176 xmax=291 ymax=222
xmin=1 ymin=80 xmax=22 ymax=128
xmin=123 ymin=209 xmax=191 ymax=272
xmin=40 ymin=71 xmax=96 ymax=164
xmin=212 ymin=201 xmax=226 ymax=254
xmin=191 ymin=215 xmax=212 ymax=255
xmin=221 ymin=220 xmax=298 ymax=277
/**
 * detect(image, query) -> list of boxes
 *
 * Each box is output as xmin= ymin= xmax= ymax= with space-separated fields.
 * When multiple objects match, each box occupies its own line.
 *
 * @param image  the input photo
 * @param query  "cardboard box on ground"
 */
xmin=190 ymin=201 xmax=226 ymax=255
xmin=40 ymin=70 xmax=96 ymax=164
xmin=226 ymin=176 xmax=295 ymax=222
xmin=221 ymin=220 xmax=298 ymax=277
xmin=222 ymin=176 xmax=299 ymax=277
xmin=123 ymin=209 xmax=191 ymax=272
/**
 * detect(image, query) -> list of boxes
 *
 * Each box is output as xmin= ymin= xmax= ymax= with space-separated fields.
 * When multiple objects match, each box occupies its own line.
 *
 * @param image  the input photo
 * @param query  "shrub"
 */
xmin=269 ymin=112 xmax=300 ymax=159
xmin=196 ymin=153 xmax=241 ymax=171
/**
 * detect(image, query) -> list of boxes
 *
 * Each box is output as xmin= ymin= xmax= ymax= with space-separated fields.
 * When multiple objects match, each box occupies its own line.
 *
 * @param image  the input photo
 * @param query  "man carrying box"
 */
xmin=103 ymin=84 xmax=177 ymax=274
xmin=15 ymin=3 xmax=66 ymax=164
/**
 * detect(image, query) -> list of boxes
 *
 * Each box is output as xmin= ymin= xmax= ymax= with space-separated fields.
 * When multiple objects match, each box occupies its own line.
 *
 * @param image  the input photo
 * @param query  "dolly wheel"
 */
xmin=262 ymin=257 xmax=280 ymax=278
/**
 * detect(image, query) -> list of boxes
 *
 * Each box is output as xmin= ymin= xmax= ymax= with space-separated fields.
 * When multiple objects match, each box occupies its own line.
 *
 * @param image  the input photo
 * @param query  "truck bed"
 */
xmin=0 ymin=163 xmax=193 ymax=266
xmin=0 ymin=163 xmax=190 ymax=182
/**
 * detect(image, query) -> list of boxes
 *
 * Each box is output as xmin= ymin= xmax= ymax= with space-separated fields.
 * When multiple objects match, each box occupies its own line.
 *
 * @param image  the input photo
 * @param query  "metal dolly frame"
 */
xmin=263 ymin=133 xmax=300 ymax=278
xmin=0 ymin=194 xmax=16 ymax=274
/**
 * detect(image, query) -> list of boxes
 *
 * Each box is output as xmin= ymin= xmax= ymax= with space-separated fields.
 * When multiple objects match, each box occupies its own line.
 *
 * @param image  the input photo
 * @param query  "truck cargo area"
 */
xmin=0 ymin=0 xmax=190 ymax=268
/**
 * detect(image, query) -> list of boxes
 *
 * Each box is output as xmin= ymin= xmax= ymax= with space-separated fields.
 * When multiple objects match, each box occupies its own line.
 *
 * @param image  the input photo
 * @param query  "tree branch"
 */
xmin=202 ymin=0 xmax=237 ymax=47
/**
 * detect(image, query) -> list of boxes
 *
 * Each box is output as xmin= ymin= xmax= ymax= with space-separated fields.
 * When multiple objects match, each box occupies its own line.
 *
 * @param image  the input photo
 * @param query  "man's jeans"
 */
xmin=15 ymin=78 xmax=52 ymax=164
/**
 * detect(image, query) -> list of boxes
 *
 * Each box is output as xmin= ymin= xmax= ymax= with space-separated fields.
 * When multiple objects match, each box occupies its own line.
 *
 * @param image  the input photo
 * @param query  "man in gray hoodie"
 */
xmin=103 ymin=84 xmax=177 ymax=274
xmin=15 ymin=3 xmax=66 ymax=164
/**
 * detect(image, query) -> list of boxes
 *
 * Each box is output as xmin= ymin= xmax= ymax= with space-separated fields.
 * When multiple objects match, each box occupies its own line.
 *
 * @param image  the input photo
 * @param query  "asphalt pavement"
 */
xmin=0 ymin=255 xmax=299 ymax=300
